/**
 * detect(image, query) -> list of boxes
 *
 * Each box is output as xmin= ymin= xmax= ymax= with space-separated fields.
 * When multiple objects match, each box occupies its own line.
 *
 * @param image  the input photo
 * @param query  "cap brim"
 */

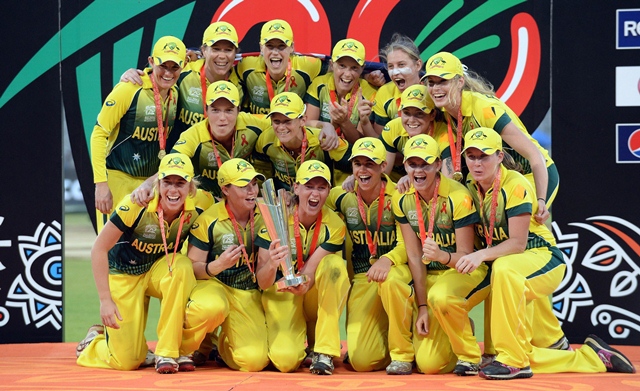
xmin=160 ymin=170 xmax=192 ymax=182
xmin=261 ymin=37 xmax=291 ymax=46
xmin=207 ymin=96 xmax=238 ymax=107
xmin=348 ymin=153 xmax=383 ymax=163
xmin=461 ymin=144 xmax=498 ymax=155
xmin=204 ymin=37 xmax=238 ymax=48
xmin=153 ymin=56 xmax=184 ymax=67
xmin=403 ymin=153 xmax=437 ymax=164
xmin=229 ymin=173 xmax=265 ymax=187
xmin=333 ymin=54 xmax=364 ymax=66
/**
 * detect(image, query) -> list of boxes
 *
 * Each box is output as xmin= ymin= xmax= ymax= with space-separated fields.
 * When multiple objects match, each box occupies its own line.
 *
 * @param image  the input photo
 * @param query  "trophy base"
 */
xmin=276 ymin=274 xmax=308 ymax=289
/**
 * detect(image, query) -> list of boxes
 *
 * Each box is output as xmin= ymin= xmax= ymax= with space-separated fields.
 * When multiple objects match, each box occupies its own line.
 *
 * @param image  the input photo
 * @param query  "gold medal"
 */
xmin=453 ymin=171 xmax=463 ymax=182
xmin=421 ymin=254 xmax=429 ymax=264
xmin=369 ymin=255 xmax=378 ymax=265
xmin=158 ymin=149 xmax=166 ymax=159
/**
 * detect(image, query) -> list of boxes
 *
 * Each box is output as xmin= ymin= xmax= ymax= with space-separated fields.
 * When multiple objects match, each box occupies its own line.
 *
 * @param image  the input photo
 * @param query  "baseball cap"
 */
xmin=349 ymin=137 xmax=386 ymax=164
xmin=152 ymin=36 xmax=187 ymax=68
xmin=423 ymin=52 xmax=464 ymax=80
xmin=332 ymin=38 xmax=365 ymax=66
xmin=267 ymin=92 xmax=306 ymax=119
xmin=403 ymin=134 xmax=441 ymax=164
xmin=218 ymin=158 xmax=266 ymax=187
xmin=296 ymin=160 xmax=331 ymax=185
xmin=206 ymin=81 xmax=240 ymax=107
xmin=260 ymin=19 xmax=293 ymax=46
xmin=158 ymin=153 xmax=194 ymax=182
xmin=462 ymin=127 xmax=503 ymax=155
xmin=399 ymin=84 xmax=433 ymax=113
xmin=202 ymin=21 xmax=239 ymax=48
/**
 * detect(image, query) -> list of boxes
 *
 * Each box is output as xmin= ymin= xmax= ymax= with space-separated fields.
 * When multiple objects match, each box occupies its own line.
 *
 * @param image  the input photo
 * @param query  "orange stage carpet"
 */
xmin=1 ymin=342 xmax=639 ymax=391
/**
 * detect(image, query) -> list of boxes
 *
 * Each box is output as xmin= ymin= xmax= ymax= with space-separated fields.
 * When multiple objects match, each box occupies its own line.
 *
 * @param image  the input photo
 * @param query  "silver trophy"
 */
xmin=258 ymin=179 xmax=308 ymax=289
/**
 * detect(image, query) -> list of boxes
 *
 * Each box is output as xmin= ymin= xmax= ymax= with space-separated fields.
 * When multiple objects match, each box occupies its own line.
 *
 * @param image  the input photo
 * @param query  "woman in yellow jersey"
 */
xmin=92 ymin=36 xmax=187 ymax=233
xmin=76 ymin=153 xmax=213 ymax=374
xmin=423 ymin=51 xmax=564 ymax=362
xmin=393 ymin=135 xmax=488 ymax=375
xmin=180 ymin=158 xmax=269 ymax=372
xmin=256 ymin=160 xmax=349 ymax=376
xmin=326 ymin=137 xmax=414 ymax=375
xmin=460 ymin=128 xmax=635 ymax=380
xmin=371 ymin=34 xmax=423 ymax=135
xmin=121 ymin=22 xmax=243 ymax=150
xmin=305 ymin=38 xmax=378 ymax=144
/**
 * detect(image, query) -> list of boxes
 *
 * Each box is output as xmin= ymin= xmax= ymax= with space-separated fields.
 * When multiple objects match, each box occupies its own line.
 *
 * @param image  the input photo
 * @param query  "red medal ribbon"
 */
xmin=225 ymin=202 xmax=256 ymax=277
xmin=329 ymin=82 xmax=360 ymax=138
xmin=207 ymin=123 xmax=235 ymax=168
xmin=265 ymin=59 xmax=292 ymax=102
xmin=150 ymin=71 xmax=173 ymax=157
xmin=446 ymin=106 xmax=464 ymax=173
xmin=293 ymin=206 xmax=323 ymax=270
xmin=356 ymin=180 xmax=386 ymax=258
xmin=414 ymin=174 xmax=441 ymax=247
xmin=157 ymin=203 xmax=186 ymax=277
xmin=477 ymin=168 xmax=502 ymax=247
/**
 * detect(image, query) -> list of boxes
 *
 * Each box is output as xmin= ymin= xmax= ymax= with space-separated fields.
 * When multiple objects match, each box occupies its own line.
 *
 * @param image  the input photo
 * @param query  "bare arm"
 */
xmin=400 ymin=222 xmax=429 ymax=336
xmin=90 ymin=221 xmax=124 ymax=329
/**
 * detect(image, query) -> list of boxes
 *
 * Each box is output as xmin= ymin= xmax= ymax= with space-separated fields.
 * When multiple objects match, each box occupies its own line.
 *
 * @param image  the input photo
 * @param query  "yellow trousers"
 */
xmin=346 ymin=265 xmax=414 ymax=371
xmin=77 ymin=254 xmax=195 ymax=370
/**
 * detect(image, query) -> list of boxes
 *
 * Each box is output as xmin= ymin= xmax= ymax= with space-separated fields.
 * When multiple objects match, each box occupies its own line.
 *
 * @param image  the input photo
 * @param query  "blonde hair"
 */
xmin=379 ymin=33 xmax=421 ymax=64
xmin=443 ymin=66 xmax=495 ymax=109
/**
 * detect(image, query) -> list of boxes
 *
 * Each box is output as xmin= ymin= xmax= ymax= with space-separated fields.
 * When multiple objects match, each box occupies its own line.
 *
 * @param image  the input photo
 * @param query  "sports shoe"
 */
xmin=177 ymin=355 xmax=195 ymax=372
xmin=453 ymin=360 xmax=479 ymax=376
xmin=140 ymin=349 xmax=155 ymax=367
xmin=479 ymin=354 xmax=496 ymax=369
xmin=155 ymin=356 xmax=179 ymax=374
xmin=386 ymin=360 xmax=413 ymax=375
xmin=548 ymin=335 xmax=573 ymax=351
xmin=302 ymin=349 xmax=316 ymax=367
xmin=192 ymin=350 xmax=207 ymax=366
xmin=310 ymin=353 xmax=334 ymax=375
xmin=479 ymin=361 xmax=533 ymax=380
xmin=584 ymin=334 xmax=636 ymax=373
xmin=76 ymin=324 xmax=104 ymax=357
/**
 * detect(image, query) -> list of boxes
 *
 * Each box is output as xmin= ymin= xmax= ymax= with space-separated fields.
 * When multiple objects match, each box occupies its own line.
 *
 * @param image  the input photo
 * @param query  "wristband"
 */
xmin=443 ymin=252 xmax=452 ymax=266
xmin=418 ymin=304 xmax=428 ymax=308
xmin=205 ymin=262 xmax=215 ymax=278
xmin=537 ymin=197 xmax=546 ymax=203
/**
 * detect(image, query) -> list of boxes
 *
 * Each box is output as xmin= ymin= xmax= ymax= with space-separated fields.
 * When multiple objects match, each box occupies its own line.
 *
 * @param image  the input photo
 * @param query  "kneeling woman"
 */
xmin=180 ymin=158 xmax=269 ymax=372
xmin=393 ymin=135 xmax=489 ymax=375
xmin=77 ymin=153 xmax=213 ymax=374
xmin=256 ymin=160 xmax=350 ymax=376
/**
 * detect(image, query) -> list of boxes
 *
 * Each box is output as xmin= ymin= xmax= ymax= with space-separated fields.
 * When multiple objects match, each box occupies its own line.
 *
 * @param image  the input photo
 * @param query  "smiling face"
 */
xmin=426 ymin=75 xmax=463 ymax=111
xmin=351 ymin=156 xmax=386 ymax=193
xmin=386 ymin=49 xmax=422 ymax=92
xmin=400 ymin=107 xmax=435 ymax=137
xmin=222 ymin=178 xmax=259 ymax=216
xmin=158 ymin=175 xmax=190 ymax=215
xmin=149 ymin=58 xmax=182 ymax=91
xmin=261 ymin=39 xmax=294 ymax=79
xmin=207 ymin=98 xmax=238 ymax=140
xmin=270 ymin=112 xmax=305 ymax=146
xmin=332 ymin=57 xmax=363 ymax=95
xmin=404 ymin=156 xmax=441 ymax=194
xmin=294 ymin=176 xmax=330 ymax=218
xmin=202 ymin=40 xmax=236 ymax=80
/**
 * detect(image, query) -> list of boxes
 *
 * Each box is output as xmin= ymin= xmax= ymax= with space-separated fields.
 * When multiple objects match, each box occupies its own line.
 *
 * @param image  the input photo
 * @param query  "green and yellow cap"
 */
xmin=218 ymin=158 xmax=265 ymax=187
xmin=202 ymin=21 xmax=239 ymax=48
xmin=206 ymin=80 xmax=240 ymax=107
xmin=152 ymin=36 xmax=187 ymax=68
xmin=462 ymin=127 xmax=503 ymax=155
xmin=159 ymin=153 xmax=194 ymax=181
xmin=260 ymin=19 xmax=293 ymax=46
xmin=296 ymin=160 xmax=331 ymax=185
xmin=349 ymin=137 xmax=386 ymax=164
xmin=267 ymin=92 xmax=305 ymax=119
xmin=403 ymin=134 xmax=441 ymax=164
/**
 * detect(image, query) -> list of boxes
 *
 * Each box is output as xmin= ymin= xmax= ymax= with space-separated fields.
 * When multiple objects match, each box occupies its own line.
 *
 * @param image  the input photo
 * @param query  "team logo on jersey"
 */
xmin=174 ymin=139 xmax=186 ymax=146
xmin=119 ymin=205 xmax=130 ymax=211
xmin=106 ymin=99 xmax=116 ymax=106
xmin=207 ymin=151 xmax=217 ymax=166
xmin=407 ymin=210 xmax=418 ymax=221
xmin=274 ymin=159 xmax=287 ymax=171
xmin=253 ymin=86 xmax=265 ymax=103
xmin=143 ymin=224 xmax=157 ymax=239
xmin=346 ymin=207 xmax=358 ymax=217
xmin=191 ymin=222 xmax=199 ymax=230
xmin=222 ymin=233 xmax=235 ymax=244
xmin=145 ymin=105 xmax=155 ymax=115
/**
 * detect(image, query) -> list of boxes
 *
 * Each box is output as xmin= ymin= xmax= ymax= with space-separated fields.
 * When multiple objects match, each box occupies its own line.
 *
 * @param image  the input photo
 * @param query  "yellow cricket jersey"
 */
xmin=189 ymin=201 xmax=262 ymax=290
xmin=108 ymin=189 xmax=214 ymax=275
xmin=392 ymin=175 xmax=479 ymax=270
xmin=171 ymin=113 xmax=270 ymax=197
xmin=236 ymin=54 xmax=329 ymax=115
xmin=91 ymin=70 xmax=179 ymax=182
xmin=371 ymin=81 xmax=401 ymax=127
xmin=465 ymin=165 xmax=557 ymax=250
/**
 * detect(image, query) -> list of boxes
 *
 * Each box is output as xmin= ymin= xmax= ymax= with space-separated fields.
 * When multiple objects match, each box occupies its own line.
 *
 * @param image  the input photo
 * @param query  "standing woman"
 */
xmin=326 ymin=138 xmax=414 ymax=375
xmin=76 ymin=153 xmax=214 ymax=374
xmin=180 ymin=158 xmax=269 ymax=372
xmin=392 ymin=134 xmax=488 ymax=375
xmin=255 ymin=160 xmax=349 ymax=376
xmin=459 ymin=128 xmax=635 ymax=380
xmin=92 ymin=36 xmax=186 ymax=232
xmin=370 ymin=34 xmax=423 ymax=135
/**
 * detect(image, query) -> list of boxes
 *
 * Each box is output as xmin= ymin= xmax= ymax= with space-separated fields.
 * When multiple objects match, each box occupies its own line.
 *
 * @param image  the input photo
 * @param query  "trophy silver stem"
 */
xmin=258 ymin=179 xmax=308 ymax=288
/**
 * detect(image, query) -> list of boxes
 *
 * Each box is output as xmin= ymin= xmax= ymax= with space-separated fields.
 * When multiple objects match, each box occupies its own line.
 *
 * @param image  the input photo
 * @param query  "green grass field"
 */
xmin=63 ymin=213 xmax=485 ymax=343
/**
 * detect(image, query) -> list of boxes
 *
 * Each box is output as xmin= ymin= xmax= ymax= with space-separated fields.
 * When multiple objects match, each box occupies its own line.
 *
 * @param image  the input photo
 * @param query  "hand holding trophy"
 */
xmin=258 ymin=179 xmax=308 ymax=289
